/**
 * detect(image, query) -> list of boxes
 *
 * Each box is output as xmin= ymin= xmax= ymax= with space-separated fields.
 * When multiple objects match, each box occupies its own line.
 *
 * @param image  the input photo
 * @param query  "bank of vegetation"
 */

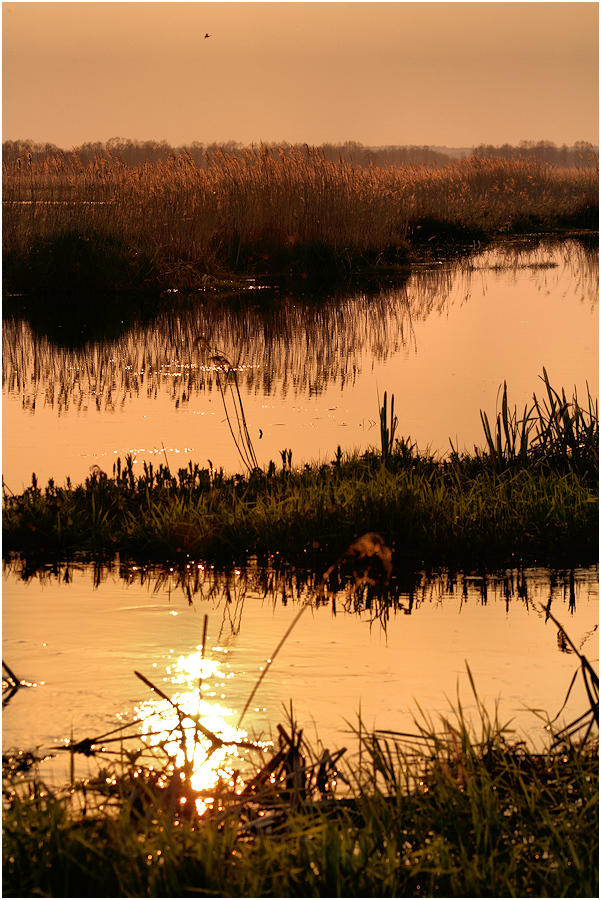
xmin=3 ymin=372 xmax=597 ymax=574
xmin=4 ymin=136 xmax=598 ymax=171
xmin=3 ymin=698 xmax=597 ymax=898
xmin=3 ymin=141 xmax=598 ymax=298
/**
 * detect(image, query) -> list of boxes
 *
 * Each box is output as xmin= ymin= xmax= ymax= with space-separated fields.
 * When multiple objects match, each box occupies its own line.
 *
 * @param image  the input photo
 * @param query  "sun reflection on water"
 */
xmin=134 ymin=646 xmax=269 ymax=816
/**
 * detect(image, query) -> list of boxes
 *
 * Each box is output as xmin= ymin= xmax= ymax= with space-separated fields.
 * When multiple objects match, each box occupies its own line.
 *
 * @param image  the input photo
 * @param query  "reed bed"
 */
xmin=3 ymin=146 xmax=598 ymax=293
xmin=2 ymin=375 xmax=598 ymax=572
xmin=3 ymin=684 xmax=598 ymax=897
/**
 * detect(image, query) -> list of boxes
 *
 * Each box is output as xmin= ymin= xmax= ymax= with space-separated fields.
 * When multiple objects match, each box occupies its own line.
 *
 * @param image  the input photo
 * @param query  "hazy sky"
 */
xmin=2 ymin=2 xmax=598 ymax=149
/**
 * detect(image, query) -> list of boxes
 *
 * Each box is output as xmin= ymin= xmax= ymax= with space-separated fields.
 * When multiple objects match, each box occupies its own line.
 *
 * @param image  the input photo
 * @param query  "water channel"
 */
xmin=2 ymin=236 xmax=599 ymax=794
xmin=3 ymin=237 xmax=598 ymax=490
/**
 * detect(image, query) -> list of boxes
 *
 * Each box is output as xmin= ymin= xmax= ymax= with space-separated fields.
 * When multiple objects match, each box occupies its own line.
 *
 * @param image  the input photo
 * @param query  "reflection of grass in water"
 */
xmin=2 ymin=274 xmax=421 ymax=408
xmin=3 ymin=238 xmax=596 ymax=411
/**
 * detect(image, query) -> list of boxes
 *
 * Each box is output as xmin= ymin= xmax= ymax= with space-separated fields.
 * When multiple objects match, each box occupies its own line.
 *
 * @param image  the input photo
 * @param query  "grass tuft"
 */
xmin=2 ymin=375 xmax=598 ymax=572
xmin=3 ymin=682 xmax=597 ymax=898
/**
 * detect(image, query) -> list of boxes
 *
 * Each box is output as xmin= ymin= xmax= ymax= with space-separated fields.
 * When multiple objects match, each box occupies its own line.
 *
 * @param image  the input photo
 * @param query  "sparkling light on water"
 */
xmin=134 ymin=647 xmax=268 ymax=815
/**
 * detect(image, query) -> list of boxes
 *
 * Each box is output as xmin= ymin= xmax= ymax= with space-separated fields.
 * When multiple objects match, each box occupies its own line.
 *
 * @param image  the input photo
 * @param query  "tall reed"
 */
xmin=3 ymin=147 xmax=598 ymax=289
xmin=479 ymin=369 xmax=598 ymax=478
xmin=379 ymin=390 xmax=398 ymax=467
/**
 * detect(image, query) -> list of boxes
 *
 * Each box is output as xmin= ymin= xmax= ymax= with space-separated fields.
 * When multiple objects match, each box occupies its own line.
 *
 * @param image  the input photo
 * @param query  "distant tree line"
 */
xmin=1 ymin=138 xmax=454 ymax=168
xmin=313 ymin=142 xmax=455 ymax=167
xmin=473 ymin=140 xmax=598 ymax=168
xmin=2 ymin=137 xmax=598 ymax=169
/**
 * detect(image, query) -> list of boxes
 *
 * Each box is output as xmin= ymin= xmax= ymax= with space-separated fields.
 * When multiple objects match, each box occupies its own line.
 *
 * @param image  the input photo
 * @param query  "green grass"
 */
xmin=3 ymin=379 xmax=598 ymax=573
xmin=3 ymin=687 xmax=598 ymax=898
xmin=1 ymin=447 xmax=598 ymax=572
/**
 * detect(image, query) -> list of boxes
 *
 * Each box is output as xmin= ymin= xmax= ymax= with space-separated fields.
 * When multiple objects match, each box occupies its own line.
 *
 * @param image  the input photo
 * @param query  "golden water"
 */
xmin=2 ymin=238 xmax=597 ymax=491
xmin=3 ymin=562 xmax=598 ymax=794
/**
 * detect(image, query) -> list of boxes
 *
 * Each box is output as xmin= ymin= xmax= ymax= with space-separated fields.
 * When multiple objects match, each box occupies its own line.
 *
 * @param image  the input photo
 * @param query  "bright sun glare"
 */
xmin=135 ymin=647 xmax=269 ymax=816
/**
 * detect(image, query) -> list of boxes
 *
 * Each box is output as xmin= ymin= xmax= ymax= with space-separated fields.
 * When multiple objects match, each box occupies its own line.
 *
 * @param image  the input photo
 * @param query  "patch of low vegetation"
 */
xmin=2 ymin=372 xmax=597 ymax=573
xmin=3 ymin=677 xmax=598 ymax=898
xmin=3 ymin=145 xmax=598 ymax=296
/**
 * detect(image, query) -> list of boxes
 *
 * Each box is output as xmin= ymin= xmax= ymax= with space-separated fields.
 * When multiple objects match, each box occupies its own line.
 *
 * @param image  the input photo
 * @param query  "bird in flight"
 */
xmin=204 ymin=33 xmax=211 ymax=39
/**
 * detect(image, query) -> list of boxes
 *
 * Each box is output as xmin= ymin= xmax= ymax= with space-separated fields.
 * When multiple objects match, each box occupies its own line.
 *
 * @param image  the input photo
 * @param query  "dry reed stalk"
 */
xmin=3 ymin=147 xmax=597 ymax=267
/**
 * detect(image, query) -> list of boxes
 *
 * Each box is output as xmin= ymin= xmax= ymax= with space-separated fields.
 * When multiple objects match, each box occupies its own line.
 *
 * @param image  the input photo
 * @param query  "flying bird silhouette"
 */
xmin=204 ymin=33 xmax=211 ymax=39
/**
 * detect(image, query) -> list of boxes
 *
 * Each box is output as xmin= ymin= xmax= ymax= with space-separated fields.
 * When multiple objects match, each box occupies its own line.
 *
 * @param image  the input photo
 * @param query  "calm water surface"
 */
xmin=2 ymin=236 xmax=598 ymax=794
xmin=3 ymin=562 xmax=598 ymax=791
xmin=2 ymin=237 xmax=598 ymax=490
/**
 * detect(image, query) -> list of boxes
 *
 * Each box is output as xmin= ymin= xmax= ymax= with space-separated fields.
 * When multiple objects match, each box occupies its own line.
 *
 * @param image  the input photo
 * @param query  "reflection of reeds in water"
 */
xmin=3 ymin=239 xmax=597 ymax=413
xmin=5 ymin=555 xmax=598 ymax=632
xmin=3 ymin=283 xmax=417 ymax=412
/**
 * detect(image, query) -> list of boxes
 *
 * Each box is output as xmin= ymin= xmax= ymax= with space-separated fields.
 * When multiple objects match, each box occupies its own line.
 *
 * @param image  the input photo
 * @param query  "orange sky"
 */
xmin=2 ymin=2 xmax=598 ymax=148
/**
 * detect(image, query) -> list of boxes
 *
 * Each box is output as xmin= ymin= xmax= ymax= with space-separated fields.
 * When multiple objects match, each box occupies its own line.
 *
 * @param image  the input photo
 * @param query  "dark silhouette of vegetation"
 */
xmin=2 ymin=660 xmax=598 ymax=897
xmin=473 ymin=139 xmax=598 ymax=168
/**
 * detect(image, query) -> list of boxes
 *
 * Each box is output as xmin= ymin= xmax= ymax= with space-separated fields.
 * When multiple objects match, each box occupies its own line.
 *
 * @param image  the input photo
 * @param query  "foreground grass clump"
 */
xmin=3 ymin=703 xmax=598 ymax=898
xmin=3 ymin=146 xmax=598 ymax=294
